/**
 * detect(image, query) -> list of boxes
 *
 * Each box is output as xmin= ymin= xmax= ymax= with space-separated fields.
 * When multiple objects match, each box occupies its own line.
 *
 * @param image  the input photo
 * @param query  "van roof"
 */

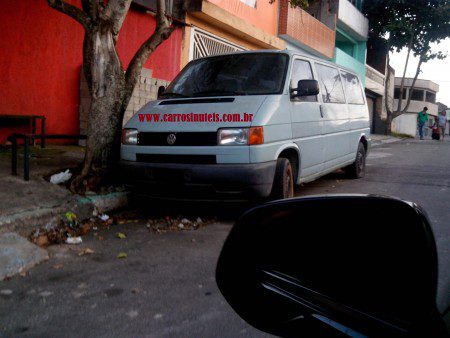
xmin=195 ymin=49 xmax=361 ymax=79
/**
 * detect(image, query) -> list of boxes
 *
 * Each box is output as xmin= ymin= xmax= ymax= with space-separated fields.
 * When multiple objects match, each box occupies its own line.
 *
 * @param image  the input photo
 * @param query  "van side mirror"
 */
xmin=291 ymin=79 xmax=319 ymax=97
xmin=157 ymin=85 xmax=166 ymax=99
xmin=216 ymin=195 xmax=447 ymax=337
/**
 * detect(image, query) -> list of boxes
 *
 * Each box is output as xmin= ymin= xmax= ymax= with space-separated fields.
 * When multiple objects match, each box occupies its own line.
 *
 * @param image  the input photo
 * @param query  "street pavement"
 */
xmin=1 ymin=138 xmax=449 ymax=337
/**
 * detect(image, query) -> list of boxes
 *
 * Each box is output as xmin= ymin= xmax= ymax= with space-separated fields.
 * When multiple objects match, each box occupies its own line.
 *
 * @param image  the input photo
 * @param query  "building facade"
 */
xmin=180 ymin=0 xmax=285 ymax=68
xmin=0 ymin=0 xmax=183 ymax=144
xmin=1 ymin=0 xmax=371 ymax=144
xmin=181 ymin=0 xmax=340 ymax=67
xmin=278 ymin=0 xmax=336 ymax=60
xmin=297 ymin=0 xmax=368 ymax=83
xmin=364 ymin=34 xmax=395 ymax=134
xmin=392 ymin=78 xmax=440 ymax=137
xmin=331 ymin=0 xmax=368 ymax=84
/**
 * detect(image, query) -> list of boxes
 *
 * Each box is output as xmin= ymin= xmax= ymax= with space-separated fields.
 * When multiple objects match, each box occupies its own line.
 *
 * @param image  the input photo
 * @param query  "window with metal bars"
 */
xmin=190 ymin=28 xmax=246 ymax=61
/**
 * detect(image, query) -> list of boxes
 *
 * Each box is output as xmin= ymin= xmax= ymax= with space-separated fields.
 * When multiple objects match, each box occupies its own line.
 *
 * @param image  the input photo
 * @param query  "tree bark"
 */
xmin=48 ymin=0 xmax=178 ymax=193
xmin=386 ymin=114 xmax=393 ymax=134
xmin=395 ymin=31 xmax=414 ymax=114
xmin=122 ymin=0 xmax=174 ymax=115
xmin=399 ymin=56 xmax=424 ymax=116
xmin=102 ymin=0 xmax=132 ymax=43
xmin=71 ymin=25 xmax=126 ymax=192
xmin=48 ymin=0 xmax=91 ymax=29
xmin=385 ymin=35 xmax=427 ymax=134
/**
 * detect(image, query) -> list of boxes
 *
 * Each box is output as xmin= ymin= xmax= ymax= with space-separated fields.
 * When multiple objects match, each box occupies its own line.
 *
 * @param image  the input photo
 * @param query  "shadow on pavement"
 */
xmin=128 ymin=194 xmax=259 ymax=221
xmin=127 ymin=170 xmax=351 ymax=222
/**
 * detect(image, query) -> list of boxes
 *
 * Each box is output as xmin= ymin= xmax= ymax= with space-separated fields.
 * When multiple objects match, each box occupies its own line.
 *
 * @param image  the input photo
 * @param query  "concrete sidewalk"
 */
xmin=0 ymin=146 xmax=84 ymax=235
xmin=0 ymin=145 xmax=128 ymax=279
xmin=370 ymin=134 xmax=404 ymax=148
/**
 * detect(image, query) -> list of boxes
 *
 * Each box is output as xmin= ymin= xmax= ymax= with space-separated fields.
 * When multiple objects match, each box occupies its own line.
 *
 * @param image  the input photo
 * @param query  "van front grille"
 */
xmin=138 ymin=132 xmax=217 ymax=146
xmin=136 ymin=154 xmax=217 ymax=164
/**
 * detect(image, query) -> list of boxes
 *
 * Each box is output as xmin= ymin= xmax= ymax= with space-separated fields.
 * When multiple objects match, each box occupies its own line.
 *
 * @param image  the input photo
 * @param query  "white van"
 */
xmin=120 ymin=50 xmax=370 ymax=200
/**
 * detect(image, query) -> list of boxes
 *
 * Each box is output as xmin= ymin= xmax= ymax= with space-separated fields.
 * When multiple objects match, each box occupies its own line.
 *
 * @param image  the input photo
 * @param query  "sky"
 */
xmin=389 ymin=38 xmax=450 ymax=106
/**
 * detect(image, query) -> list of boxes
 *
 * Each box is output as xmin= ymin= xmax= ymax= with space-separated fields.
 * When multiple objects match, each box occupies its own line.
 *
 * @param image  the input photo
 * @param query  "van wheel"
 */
xmin=270 ymin=158 xmax=294 ymax=200
xmin=345 ymin=142 xmax=366 ymax=179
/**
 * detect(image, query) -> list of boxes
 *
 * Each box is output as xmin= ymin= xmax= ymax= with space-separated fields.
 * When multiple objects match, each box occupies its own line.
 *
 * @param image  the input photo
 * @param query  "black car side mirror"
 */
xmin=157 ymin=85 xmax=166 ymax=99
xmin=291 ymin=79 xmax=319 ymax=98
xmin=216 ymin=195 xmax=447 ymax=337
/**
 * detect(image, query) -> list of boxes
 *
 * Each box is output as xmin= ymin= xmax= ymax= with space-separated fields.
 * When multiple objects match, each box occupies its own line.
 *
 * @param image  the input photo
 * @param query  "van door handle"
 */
xmin=319 ymin=105 xmax=324 ymax=118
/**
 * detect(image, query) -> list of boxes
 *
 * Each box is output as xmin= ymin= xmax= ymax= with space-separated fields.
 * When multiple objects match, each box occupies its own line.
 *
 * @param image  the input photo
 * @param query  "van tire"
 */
xmin=270 ymin=158 xmax=294 ymax=200
xmin=345 ymin=142 xmax=366 ymax=179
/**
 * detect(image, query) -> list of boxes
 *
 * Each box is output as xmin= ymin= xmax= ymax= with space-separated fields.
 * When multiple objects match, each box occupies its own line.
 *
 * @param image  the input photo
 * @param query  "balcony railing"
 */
xmin=337 ymin=0 xmax=368 ymax=40
xmin=279 ymin=0 xmax=336 ymax=59
xmin=365 ymin=65 xmax=385 ymax=94
xmin=366 ymin=66 xmax=385 ymax=86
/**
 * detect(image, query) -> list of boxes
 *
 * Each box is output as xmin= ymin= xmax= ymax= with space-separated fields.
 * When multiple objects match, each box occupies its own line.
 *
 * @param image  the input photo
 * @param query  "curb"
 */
xmin=0 ymin=191 xmax=129 ymax=280
xmin=0 ymin=232 xmax=49 ymax=280
xmin=371 ymin=137 xmax=403 ymax=148
xmin=0 ymin=191 xmax=129 ymax=236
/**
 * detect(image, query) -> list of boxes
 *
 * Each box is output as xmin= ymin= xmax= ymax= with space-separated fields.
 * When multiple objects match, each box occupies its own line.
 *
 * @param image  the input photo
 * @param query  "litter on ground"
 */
xmin=50 ymin=169 xmax=72 ymax=184
xmin=66 ymin=236 xmax=82 ymax=245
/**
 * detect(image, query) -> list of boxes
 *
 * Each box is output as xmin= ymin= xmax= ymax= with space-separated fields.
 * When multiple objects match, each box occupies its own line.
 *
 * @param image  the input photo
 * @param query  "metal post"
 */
xmin=32 ymin=117 xmax=36 ymax=134
xmin=31 ymin=117 xmax=36 ymax=146
xmin=11 ymin=136 xmax=17 ymax=176
xmin=41 ymin=117 xmax=46 ymax=148
xmin=24 ymin=137 xmax=30 ymax=181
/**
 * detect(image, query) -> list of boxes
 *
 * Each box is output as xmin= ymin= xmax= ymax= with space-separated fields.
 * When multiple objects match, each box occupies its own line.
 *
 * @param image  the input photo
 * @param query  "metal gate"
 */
xmin=189 ymin=28 xmax=246 ymax=61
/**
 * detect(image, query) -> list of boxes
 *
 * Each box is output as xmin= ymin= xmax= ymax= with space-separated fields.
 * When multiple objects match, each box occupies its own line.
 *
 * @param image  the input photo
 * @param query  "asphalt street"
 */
xmin=0 ymin=138 xmax=449 ymax=337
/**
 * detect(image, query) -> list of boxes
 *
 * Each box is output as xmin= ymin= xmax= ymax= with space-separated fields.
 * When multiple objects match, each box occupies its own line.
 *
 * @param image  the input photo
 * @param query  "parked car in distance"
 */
xmin=216 ymin=195 xmax=450 ymax=337
xmin=120 ymin=50 xmax=370 ymax=200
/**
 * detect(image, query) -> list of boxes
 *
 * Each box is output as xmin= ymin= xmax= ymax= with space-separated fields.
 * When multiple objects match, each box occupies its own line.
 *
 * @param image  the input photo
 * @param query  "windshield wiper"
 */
xmin=192 ymin=90 xmax=246 ymax=97
xmin=160 ymin=92 xmax=188 ymax=98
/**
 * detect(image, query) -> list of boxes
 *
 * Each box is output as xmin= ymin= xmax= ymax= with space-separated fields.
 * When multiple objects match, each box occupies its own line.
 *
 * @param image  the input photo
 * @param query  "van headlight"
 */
xmin=217 ymin=127 xmax=264 ymax=146
xmin=122 ymin=129 xmax=138 ymax=145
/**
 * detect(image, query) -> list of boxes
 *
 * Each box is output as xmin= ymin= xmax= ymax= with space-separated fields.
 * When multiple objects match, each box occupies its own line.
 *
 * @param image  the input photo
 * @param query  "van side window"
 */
xmin=315 ymin=64 xmax=346 ymax=104
xmin=290 ymin=60 xmax=317 ymax=102
xmin=341 ymin=71 xmax=365 ymax=105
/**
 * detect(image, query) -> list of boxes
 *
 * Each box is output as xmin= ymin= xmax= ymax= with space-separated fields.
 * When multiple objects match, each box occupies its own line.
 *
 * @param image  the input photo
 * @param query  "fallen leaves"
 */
xmin=78 ymin=248 xmax=95 ymax=256
xmin=117 ymin=232 xmax=126 ymax=239
xmin=117 ymin=252 xmax=127 ymax=259
xmin=35 ymin=234 xmax=50 ymax=247
xmin=79 ymin=223 xmax=92 ymax=235
xmin=148 ymin=216 xmax=212 ymax=233
xmin=29 ymin=209 xmax=122 ymax=247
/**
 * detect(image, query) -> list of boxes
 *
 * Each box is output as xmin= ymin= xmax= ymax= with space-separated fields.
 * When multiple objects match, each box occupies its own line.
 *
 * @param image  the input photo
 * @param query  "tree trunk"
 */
xmin=47 ymin=0 xmax=176 ymax=194
xmin=395 ymin=28 xmax=415 ymax=114
xmin=386 ymin=114 xmax=393 ymax=134
xmin=71 ymin=26 xmax=126 ymax=192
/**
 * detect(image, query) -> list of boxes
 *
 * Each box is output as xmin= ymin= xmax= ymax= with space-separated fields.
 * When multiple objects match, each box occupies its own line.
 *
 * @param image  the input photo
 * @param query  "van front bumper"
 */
xmin=118 ymin=160 xmax=277 ymax=200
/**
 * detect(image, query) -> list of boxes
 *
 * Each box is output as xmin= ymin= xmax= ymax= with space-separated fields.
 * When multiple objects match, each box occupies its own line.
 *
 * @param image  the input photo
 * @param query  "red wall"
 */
xmin=0 ymin=0 xmax=182 ymax=143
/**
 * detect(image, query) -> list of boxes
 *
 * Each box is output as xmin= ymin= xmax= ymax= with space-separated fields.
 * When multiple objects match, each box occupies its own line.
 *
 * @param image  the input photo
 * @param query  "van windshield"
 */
xmin=162 ymin=53 xmax=288 ymax=98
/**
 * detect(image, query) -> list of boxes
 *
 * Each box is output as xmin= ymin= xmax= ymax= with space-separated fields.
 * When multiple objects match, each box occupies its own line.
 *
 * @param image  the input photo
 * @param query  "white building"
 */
xmin=392 ymin=78 xmax=439 ymax=137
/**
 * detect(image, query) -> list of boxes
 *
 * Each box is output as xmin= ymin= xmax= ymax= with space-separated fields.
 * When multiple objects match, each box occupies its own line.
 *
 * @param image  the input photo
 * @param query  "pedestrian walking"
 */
xmin=417 ymin=107 xmax=428 ymax=140
xmin=432 ymin=116 xmax=440 ymax=141
xmin=438 ymin=110 xmax=447 ymax=141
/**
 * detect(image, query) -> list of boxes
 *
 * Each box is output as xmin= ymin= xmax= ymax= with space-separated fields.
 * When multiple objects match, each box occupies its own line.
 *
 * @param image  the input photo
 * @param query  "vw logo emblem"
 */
xmin=167 ymin=133 xmax=176 ymax=145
